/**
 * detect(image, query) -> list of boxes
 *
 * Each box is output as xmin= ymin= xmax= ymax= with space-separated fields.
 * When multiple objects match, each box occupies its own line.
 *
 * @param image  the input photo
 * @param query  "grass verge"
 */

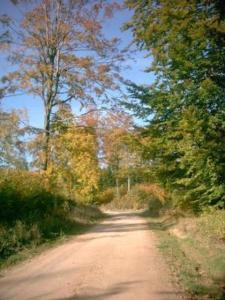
xmin=145 ymin=212 xmax=225 ymax=300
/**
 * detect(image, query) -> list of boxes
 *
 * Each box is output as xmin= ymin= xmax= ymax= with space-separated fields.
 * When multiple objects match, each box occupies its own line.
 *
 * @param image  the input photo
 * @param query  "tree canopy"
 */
xmin=1 ymin=0 xmax=124 ymax=169
xmin=0 ymin=0 xmax=224 ymax=211
xmin=125 ymin=0 xmax=225 ymax=209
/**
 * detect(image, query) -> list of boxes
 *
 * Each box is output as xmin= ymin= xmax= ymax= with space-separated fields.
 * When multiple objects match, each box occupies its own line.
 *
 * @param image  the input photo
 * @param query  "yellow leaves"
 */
xmin=49 ymin=112 xmax=100 ymax=201
xmin=101 ymin=112 xmax=137 ymax=176
xmin=198 ymin=78 xmax=218 ymax=99
xmin=3 ymin=0 xmax=124 ymax=130
xmin=72 ymin=153 xmax=99 ymax=197
xmin=0 ymin=108 xmax=26 ymax=169
xmin=71 ymin=57 xmax=93 ymax=69
xmin=98 ymin=64 xmax=110 ymax=74
xmin=81 ymin=18 xmax=101 ymax=33
xmin=136 ymin=183 xmax=167 ymax=204
xmin=104 ymin=2 xmax=121 ymax=18
xmin=0 ymin=108 xmax=27 ymax=139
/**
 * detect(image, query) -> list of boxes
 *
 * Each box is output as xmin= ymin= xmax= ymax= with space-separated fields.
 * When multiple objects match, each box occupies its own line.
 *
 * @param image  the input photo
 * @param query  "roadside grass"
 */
xmin=145 ymin=210 xmax=225 ymax=300
xmin=0 ymin=205 xmax=105 ymax=271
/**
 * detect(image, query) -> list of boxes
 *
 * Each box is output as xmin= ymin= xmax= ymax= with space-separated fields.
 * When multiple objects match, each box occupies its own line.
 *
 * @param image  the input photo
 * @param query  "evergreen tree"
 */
xmin=125 ymin=0 xmax=225 ymax=209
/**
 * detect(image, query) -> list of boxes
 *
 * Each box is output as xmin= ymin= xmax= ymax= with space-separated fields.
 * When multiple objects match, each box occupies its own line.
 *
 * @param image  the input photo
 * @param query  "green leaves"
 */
xmin=126 ymin=0 xmax=225 ymax=210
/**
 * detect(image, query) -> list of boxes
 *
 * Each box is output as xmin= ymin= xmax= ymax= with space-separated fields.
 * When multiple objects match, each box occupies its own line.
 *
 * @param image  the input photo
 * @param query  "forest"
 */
xmin=0 ymin=1 xmax=225 ymax=299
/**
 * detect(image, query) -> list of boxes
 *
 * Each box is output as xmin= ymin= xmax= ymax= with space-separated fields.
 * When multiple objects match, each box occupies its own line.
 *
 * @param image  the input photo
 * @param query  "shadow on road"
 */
xmin=51 ymin=280 xmax=185 ymax=300
xmin=89 ymin=222 xmax=149 ymax=233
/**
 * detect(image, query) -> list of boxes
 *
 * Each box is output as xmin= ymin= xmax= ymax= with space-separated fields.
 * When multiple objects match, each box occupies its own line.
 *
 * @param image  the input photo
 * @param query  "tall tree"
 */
xmin=101 ymin=112 xmax=140 ymax=193
xmin=125 ymin=0 xmax=225 ymax=209
xmin=1 ymin=0 xmax=123 ymax=170
xmin=48 ymin=105 xmax=100 ymax=202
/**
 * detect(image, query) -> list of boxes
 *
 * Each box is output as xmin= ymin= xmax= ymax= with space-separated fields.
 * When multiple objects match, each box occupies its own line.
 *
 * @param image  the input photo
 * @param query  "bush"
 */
xmin=103 ymin=192 xmax=142 ymax=210
xmin=97 ymin=187 xmax=115 ymax=204
xmin=197 ymin=208 xmax=225 ymax=241
xmin=0 ymin=169 xmax=71 ymax=224
xmin=102 ymin=183 xmax=167 ymax=211
xmin=0 ymin=221 xmax=42 ymax=258
xmin=136 ymin=184 xmax=166 ymax=202
xmin=0 ymin=169 xmax=103 ymax=263
xmin=133 ymin=184 xmax=167 ymax=216
xmin=71 ymin=204 xmax=104 ymax=223
xmin=0 ymin=169 xmax=70 ymax=260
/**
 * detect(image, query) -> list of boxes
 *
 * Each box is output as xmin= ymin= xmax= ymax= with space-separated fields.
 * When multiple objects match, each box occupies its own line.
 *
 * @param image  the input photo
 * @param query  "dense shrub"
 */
xmin=103 ymin=192 xmax=142 ymax=210
xmin=102 ymin=183 xmax=167 ymax=211
xmin=0 ymin=169 xmax=71 ymax=224
xmin=132 ymin=184 xmax=167 ymax=216
xmin=0 ymin=169 xmax=103 ymax=262
xmin=97 ymin=187 xmax=115 ymax=205
xmin=0 ymin=222 xmax=41 ymax=258
xmin=135 ymin=184 xmax=166 ymax=203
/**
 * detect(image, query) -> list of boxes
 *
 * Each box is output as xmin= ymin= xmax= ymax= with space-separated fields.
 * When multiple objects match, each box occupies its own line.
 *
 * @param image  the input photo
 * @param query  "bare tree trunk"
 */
xmin=127 ymin=175 xmax=131 ymax=193
xmin=43 ymin=107 xmax=51 ymax=171
xmin=116 ymin=178 xmax=120 ymax=199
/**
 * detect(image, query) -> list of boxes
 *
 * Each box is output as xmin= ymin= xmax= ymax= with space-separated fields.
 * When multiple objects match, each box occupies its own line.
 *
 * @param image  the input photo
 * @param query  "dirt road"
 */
xmin=0 ymin=211 xmax=181 ymax=300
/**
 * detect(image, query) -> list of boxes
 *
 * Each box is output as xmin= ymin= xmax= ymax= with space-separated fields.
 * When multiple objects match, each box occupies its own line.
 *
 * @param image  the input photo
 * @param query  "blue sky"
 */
xmin=0 ymin=0 xmax=155 ymax=129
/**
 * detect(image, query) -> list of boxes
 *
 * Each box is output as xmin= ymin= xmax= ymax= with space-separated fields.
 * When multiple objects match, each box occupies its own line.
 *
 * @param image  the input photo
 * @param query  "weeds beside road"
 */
xmin=0 ymin=204 xmax=104 ymax=271
xmin=145 ymin=210 xmax=225 ymax=300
